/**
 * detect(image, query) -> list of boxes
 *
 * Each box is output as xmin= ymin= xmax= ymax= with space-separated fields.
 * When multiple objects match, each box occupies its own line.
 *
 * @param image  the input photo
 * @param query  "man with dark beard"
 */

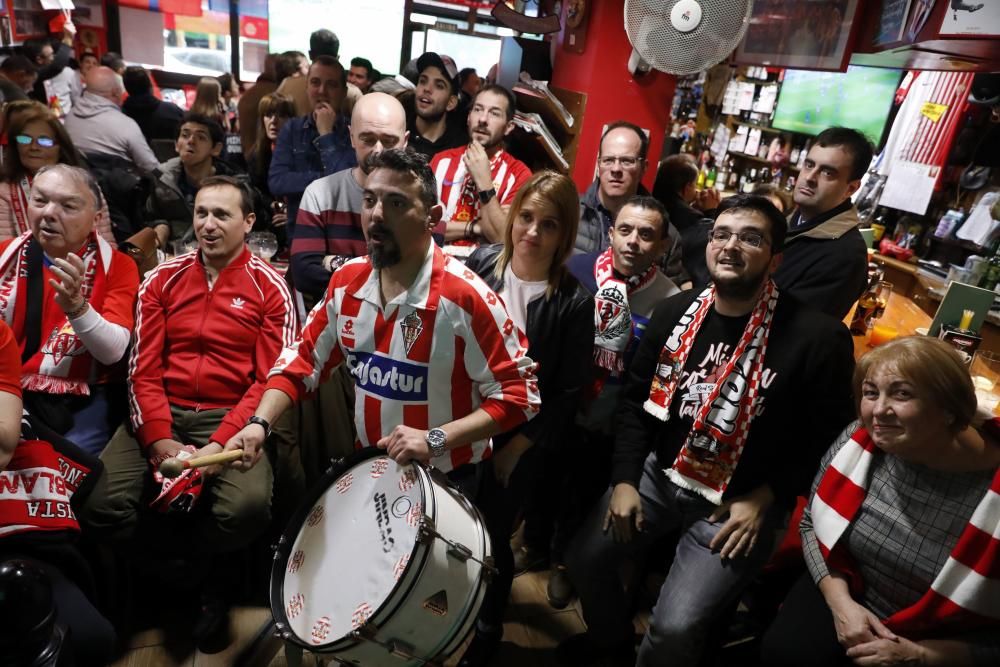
xmin=557 ymin=194 xmax=856 ymax=667
xmin=291 ymin=92 xmax=408 ymax=301
xmin=406 ymin=52 xmax=469 ymax=161
xmin=431 ymin=84 xmax=531 ymax=246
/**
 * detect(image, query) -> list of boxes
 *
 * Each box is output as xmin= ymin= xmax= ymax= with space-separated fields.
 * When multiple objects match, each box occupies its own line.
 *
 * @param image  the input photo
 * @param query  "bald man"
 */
xmin=64 ymin=66 xmax=160 ymax=174
xmin=290 ymin=91 xmax=409 ymax=299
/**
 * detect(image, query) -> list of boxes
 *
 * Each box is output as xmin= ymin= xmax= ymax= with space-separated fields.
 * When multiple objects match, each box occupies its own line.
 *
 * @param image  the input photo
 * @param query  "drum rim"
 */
xmin=269 ymin=448 xmax=432 ymax=652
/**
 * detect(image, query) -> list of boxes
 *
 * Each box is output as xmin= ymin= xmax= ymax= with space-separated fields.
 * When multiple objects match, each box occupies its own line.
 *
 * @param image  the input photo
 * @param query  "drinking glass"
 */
xmin=971 ymin=351 xmax=1000 ymax=415
xmin=870 ymin=281 xmax=892 ymax=322
xmin=248 ymin=231 xmax=278 ymax=261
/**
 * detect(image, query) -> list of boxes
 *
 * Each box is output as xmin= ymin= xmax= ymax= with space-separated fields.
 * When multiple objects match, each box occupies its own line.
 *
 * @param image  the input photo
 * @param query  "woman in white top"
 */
xmin=461 ymin=171 xmax=594 ymax=662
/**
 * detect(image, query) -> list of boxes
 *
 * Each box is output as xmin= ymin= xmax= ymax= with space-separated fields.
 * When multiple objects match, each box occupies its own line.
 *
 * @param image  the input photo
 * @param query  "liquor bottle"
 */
xmin=728 ymin=167 xmax=740 ymax=190
xmin=705 ymin=161 xmax=718 ymax=189
xmin=980 ymin=238 xmax=1000 ymax=291
xmin=789 ymin=143 xmax=800 ymax=165
xmin=696 ymin=164 xmax=707 ymax=189
xmin=741 ymin=168 xmax=758 ymax=194
xmin=715 ymin=161 xmax=728 ymax=192
xmin=849 ymin=270 xmax=882 ymax=336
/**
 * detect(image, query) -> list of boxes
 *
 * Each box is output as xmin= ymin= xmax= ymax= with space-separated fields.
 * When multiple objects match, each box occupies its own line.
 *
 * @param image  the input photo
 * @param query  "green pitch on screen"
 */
xmin=772 ymin=66 xmax=902 ymax=144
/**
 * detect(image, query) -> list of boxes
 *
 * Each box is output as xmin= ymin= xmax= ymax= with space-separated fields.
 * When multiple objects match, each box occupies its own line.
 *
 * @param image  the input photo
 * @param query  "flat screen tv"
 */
xmin=771 ymin=66 xmax=902 ymax=144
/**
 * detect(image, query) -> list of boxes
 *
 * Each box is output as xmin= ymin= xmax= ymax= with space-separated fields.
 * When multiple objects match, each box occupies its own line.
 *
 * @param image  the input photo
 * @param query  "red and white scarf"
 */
xmin=9 ymin=177 xmax=32 ymax=236
xmin=812 ymin=426 xmax=1000 ymax=637
xmin=0 ymin=231 xmax=113 ymax=395
xmin=592 ymin=247 xmax=658 ymax=372
xmin=0 ymin=439 xmax=92 ymax=537
xmin=643 ymin=281 xmax=778 ymax=505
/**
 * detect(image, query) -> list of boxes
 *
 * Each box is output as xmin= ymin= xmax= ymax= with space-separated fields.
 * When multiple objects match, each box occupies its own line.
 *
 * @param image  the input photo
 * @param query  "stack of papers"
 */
xmin=513 ymin=111 xmax=569 ymax=171
xmin=515 ymin=72 xmax=574 ymax=128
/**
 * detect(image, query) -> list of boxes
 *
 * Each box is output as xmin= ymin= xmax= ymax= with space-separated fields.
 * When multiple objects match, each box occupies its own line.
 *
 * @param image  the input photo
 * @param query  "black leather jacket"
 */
xmin=466 ymin=244 xmax=594 ymax=449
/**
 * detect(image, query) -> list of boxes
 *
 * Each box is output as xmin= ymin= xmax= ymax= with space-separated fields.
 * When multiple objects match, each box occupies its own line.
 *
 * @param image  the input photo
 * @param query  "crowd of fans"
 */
xmin=0 ymin=21 xmax=998 ymax=667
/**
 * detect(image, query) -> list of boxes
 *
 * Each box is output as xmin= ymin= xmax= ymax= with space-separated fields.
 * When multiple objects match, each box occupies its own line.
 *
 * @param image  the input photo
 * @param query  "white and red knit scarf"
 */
xmin=8 ymin=177 xmax=31 ymax=236
xmin=0 ymin=231 xmax=112 ymax=395
xmin=592 ymin=247 xmax=658 ymax=372
xmin=643 ymin=281 xmax=778 ymax=505
xmin=811 ymin=426 xmax=1000 ymax=637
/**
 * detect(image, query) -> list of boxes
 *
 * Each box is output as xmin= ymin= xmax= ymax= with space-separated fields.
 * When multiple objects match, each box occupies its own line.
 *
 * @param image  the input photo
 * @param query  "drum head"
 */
xmin=274 ymin=452 xmax=425 ymax=649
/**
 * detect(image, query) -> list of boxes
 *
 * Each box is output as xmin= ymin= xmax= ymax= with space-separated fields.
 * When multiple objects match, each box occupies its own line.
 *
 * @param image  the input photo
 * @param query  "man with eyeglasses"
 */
xmin=431 ymin=83 xmax=532 ymax=246
xmin=559 ymin=194 xmax=855 ymax=667
xmin=773 ymin=126 xmax=872 ymax=320
xmin=576 ymin=121 xmax=689 ymax=287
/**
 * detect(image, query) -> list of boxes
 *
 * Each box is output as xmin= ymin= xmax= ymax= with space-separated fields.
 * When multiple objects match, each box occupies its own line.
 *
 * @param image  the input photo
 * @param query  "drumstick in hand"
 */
xmin=159 ymin=449 xmax=244 ymax=478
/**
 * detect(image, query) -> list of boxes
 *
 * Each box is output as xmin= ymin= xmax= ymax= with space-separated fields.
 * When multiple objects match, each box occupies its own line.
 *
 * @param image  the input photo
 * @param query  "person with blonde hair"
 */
xmin=763 ymin=336 xmax=1000 ymax=666
xmin=190 ymin=77 xmax=226 ymax=130
xmin=462 ymin=170 xmax=594 ymax=663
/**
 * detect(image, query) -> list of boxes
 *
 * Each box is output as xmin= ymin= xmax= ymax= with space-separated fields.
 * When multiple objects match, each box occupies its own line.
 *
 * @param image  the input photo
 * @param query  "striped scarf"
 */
xmin=811 ymin=426 xmax=1000 ymax=637
xmin=592 ymin=247 xmax=657 ymax=372
xmin=643 ymin=281 xmax=778 ymax=505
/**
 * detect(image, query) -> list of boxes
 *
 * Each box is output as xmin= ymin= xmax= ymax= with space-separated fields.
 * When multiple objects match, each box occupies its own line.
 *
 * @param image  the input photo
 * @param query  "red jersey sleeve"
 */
xmin=101 ymin=251 xmax=140 ymax=330
xmin=128 ymin=269 xmax=174 ymax=448
xmin=211 ymin=264 xmax=297 ymax=445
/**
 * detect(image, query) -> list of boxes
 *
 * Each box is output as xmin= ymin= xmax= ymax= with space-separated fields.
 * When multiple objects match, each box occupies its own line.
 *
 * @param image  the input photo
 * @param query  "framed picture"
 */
xmin=734 ymin=0 xmax=861 ymax=72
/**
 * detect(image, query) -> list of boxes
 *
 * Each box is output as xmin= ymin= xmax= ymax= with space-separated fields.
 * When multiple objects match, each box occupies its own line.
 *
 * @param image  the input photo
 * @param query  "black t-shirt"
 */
xmin=612 ymin=289 xmax=857 ymax=507
xmin=407 ymin=116 xmax=469 ymax=162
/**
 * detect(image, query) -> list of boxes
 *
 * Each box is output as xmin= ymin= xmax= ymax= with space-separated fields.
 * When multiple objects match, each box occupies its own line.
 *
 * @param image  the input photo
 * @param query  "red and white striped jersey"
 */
xmin=431 ymin=146 xmax=532 ymax=224
xmin=267 ymin=242 xmax=540 ymax=473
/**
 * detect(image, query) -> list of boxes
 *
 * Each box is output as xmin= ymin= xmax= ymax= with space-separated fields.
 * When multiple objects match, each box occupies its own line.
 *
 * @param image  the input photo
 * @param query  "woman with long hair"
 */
xmin=248 ymin=93 xmax=296 ymax=240
xmin=0 ymin=108 xmax=113 ymax=243
xmin=189 ymin=77 xmax=226 ymax=129
xmin=461 ymin=170 xmax=594 ymax=662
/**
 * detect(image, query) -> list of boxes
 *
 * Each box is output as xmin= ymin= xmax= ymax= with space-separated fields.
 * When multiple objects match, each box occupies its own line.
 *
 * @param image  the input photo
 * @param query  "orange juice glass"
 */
xmin=869 ymin=324 xmax=899 ymax=346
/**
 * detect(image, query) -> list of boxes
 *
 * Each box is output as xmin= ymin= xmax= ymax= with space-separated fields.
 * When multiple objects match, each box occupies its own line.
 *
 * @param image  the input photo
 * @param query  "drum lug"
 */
xmin=270 ymin=534 xmax=286 ymax=557
xmin=447 ymin=542 xmax=473 ymax=562
xmin=417 ymin=517 xmax=498 ymax=578
xmin=351 ymin=625 xmax=442 ymax=666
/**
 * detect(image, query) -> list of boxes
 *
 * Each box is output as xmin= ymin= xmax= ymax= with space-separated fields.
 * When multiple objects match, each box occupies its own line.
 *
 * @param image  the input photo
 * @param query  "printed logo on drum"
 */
xmin=391 ymin=495 xmax=412 ymax=519
xmin=286 ymin=593 xmax=305 ymax=619
xmin=374 ymin=492 xmax=395 ymax=553
xmin=351 ymin=603 xmax=373 ymax=630
xmin=306 ymin=505 xmax=325 ymax=527
xmin=335 ymin=472 xmax=354 ymax=494
xmin=406 ymin=502 xmax=423 ymax=528
xmin=370 ymin=459 xmax=389 ymax=479
xmin=393 ymin=554 xmax=410 ymax=581
xmin=346 ymin=351 xmax=428 ymax=401
xmin=287 ymin=550 xmax=306 ymax=574
xmin=311 ymin=616 xmax=331 ymax=644
xmin=423 ymin=590 xmax=449 ymax=617
xmin=398 ymin=469 xmax=417 ymax=492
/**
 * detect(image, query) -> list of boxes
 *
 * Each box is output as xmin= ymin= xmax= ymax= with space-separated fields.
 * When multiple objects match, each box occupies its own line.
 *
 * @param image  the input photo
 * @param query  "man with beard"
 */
xmin=773 ymin=127 xmax=872 ymax=320
xmin=557 ymin=194 xmax=856 ymax=667
xmin=269 ymin=55 xmax=357 ymax=240
xmin=431 ymin=84 xmax=532 ymax=245
xmin=225 ymin=148 xmax=539 ymax=667
xmin=291 ymin=92 xmax=408 ymax=301
xmin=407 ymin=52 xmax=468 ymax=161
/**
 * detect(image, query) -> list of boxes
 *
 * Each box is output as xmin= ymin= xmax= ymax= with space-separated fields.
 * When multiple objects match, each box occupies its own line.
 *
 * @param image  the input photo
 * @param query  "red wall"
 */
xmin=552 ymin=0 xmax=676 ymax=192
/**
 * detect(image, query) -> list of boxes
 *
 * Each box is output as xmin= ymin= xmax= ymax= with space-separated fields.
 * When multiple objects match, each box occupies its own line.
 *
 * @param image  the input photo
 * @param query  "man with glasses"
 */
xmin=576 ymin=121 xmax=688 ymax=287
xmin=431 ymin=83 xmax=532 ymax=246
xmin=558 ymin=194 xmax=855 ymax=667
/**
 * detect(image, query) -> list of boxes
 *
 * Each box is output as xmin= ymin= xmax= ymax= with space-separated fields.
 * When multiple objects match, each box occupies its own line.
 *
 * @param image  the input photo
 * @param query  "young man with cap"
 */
xmin=431 ymin=84 xmax=532 ymax=245
xmin=407 ymin=52 xmax=469 ymax=161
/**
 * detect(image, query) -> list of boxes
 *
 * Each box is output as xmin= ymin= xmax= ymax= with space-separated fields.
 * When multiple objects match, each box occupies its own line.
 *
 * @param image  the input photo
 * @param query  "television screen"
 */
xmin=771 ymin=66 xmax=902 ymax=143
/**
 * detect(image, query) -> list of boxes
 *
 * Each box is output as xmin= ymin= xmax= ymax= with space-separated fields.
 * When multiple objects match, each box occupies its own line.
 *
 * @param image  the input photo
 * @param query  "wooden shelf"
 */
xmin=727 ymin=152 xmax=800 ymax=172
xmin=511 ymin=85 xmax=586 ymax=176
xmin=738 ymin=122 xmax=785 ymax=134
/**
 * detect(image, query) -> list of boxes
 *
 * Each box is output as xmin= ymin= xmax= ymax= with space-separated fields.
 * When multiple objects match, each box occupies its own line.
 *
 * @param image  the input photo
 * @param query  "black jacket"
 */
xmin=122 ymin=93 xmax=185 ymax=144
xmin=773 ymin=201 xmax=868 ymax=321
xmin=466 ymin=244 xmax=595 ymax=449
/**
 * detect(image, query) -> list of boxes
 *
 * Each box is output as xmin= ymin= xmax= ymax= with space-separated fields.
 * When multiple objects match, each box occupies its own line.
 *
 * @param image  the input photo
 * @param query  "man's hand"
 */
xmin=193 ymin=442 xmax=225 ymax=477
xmin=271 ymin=212 xmax=288 ymax=228
xmin=49 ymin=254 xmax=87 ymax=315
xmin=492 ymin=434 xmax=532 ymax=488
xmin=695 ymin=187 xmax=721 ymax=212
xmin=314 ymin=103 xmax=337 ymax=136
xmin=707 ymin=483 xmax=774 ymax=560
xmin=830 ymin=597 xmax=898 ymax=649
xmin=377 ymin=426 xmax=431 ymax=465
xmin=462 ymin=142 xmax=495 ymax=192
xmin=223 ymin=423 xmax=266 ymax=471
xmin=148 ymin=438 xmax=185 ymax=468
xmin=846 ymin=636 xmax=924 ymax=666
xmin=603 ymin=482 xmax=644 ymax=544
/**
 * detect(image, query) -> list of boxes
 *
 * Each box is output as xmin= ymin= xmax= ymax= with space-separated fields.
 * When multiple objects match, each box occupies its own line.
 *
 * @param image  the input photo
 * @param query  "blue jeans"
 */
xmin=566 ymin=453 xmax=784 ymax=666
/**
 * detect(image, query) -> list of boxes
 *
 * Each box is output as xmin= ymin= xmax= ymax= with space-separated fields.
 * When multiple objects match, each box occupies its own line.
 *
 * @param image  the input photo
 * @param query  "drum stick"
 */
xmin=159 ymin=449 xmax=244 ymax=478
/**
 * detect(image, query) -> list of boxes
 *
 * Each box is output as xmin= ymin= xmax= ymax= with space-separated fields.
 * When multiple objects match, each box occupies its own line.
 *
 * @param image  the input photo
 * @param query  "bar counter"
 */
xmin=848 ymin=291 xmax=931 ymax=359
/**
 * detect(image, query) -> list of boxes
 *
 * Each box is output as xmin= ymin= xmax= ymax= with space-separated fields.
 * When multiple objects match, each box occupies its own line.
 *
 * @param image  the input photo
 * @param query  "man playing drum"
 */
xmin=80 ymin=175 xmax=297 ymax=645
xmin=226 ymin=148 xmax=539 ymax=666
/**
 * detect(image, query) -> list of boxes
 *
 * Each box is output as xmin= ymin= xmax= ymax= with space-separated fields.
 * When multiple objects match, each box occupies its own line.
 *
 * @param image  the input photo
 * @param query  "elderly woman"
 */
xmin=461 ymin=170 xmax=594 ymax=663
xmin=0 ymin=108 xmax=113 ymax=243
xmin=762 ymin=336 xmax=1000 ymax=666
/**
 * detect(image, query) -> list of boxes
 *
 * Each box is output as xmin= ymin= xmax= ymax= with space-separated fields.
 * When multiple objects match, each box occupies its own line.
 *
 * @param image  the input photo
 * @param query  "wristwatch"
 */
xmin=478 ymin=187 xmax=497 ymax=204
xmin=247 ymin=415 xmax=272 ymax=438
xmin=425 ymin=428 xmax=448 ymax=458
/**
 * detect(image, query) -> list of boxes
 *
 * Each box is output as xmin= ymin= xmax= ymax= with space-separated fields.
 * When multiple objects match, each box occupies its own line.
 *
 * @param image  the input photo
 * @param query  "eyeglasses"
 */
xmin=709 ymin=229 xmax=769 ymax=249
xmin=598 ymin=155 xmax=642 ymax=169
xmin=16 ymin=134 xmax=56 ymax=148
